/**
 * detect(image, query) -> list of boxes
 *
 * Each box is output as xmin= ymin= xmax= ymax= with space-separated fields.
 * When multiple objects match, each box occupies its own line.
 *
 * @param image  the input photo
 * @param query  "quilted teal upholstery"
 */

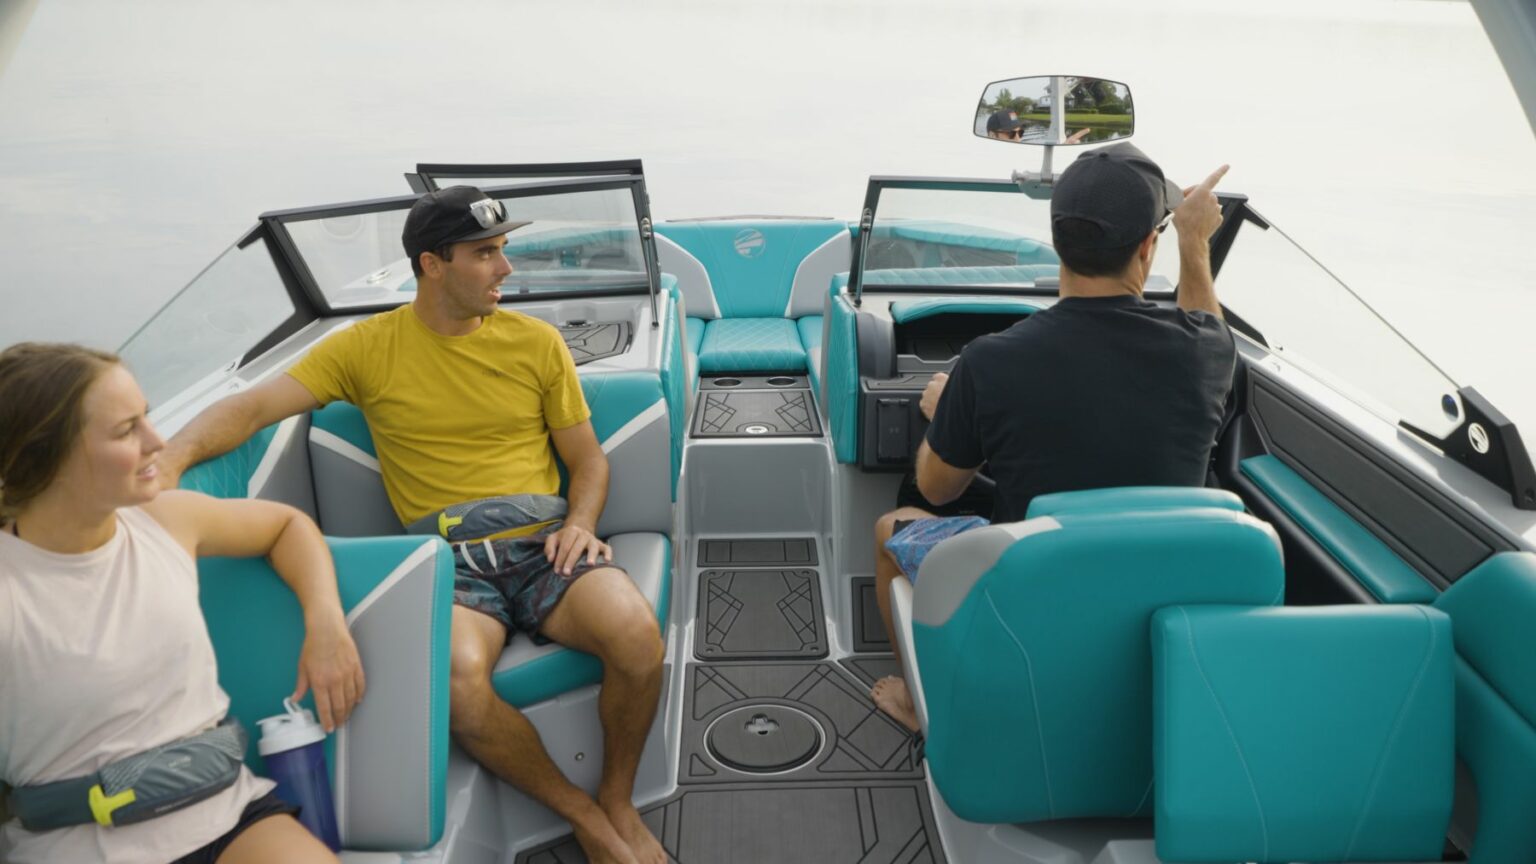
xmin=797 ymin=316 xmax=823 ymax=399
xmin=865 ymin=264 xmax=1060 ymax=287
xmin=912 ymin=504 xmax=1285 ymax=823
xmin=825 ymin=286 xmax=860 ymax=463
xmin=888 ymin=297 xmax=1041 ymax=323
xmin=697 ymin=317 xmax=807 ymax=373
xmin=654 ymin=221 xmax=848 ymax=318
xmin=1433 ymin=552 xmax=1536 ymax=863
xmin=1241 ymin=455 xmax=1434 ymax=603
xmin=685 ymin=316 xmax=706 ymax=365
xmin=1153 ymin=605 xmax=1454 ymax=863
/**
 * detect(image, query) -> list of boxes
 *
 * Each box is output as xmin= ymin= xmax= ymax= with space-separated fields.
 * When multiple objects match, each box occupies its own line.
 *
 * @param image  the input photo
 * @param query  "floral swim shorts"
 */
xmin=886 ymin=515 xmax=991 ymax=582
xmin=450 ymin=521 xmax=626 ymax=643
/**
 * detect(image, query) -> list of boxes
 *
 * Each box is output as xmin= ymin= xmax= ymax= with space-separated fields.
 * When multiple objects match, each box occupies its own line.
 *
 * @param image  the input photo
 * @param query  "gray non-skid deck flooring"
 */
xmin=512 ymin=539 xmax=944 ymax=863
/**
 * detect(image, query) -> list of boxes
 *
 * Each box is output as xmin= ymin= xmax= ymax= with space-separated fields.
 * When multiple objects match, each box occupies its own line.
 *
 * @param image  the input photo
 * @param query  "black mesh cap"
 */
xmin=402 ymin=185 xmax=530 ymax=262
xmin=1050 ymin=142 xmax=1184 ymax=249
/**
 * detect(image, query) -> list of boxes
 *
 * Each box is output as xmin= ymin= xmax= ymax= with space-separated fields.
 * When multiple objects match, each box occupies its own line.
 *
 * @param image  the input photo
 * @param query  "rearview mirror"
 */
xmin=975 ymin=76 xmax=1134 ymax=146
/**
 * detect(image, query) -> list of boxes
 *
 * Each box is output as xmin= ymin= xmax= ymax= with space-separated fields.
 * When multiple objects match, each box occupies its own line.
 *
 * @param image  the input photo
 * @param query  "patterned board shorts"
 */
xmin=886 ymin=516 xmax=991 ymax=582
xmin=451 ymin=520 xmax=627 ymax=643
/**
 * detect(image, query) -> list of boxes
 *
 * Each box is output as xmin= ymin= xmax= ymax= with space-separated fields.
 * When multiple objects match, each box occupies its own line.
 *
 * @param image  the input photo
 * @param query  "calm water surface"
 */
xmin=1 ymin=0 xmax=1532 ymax=433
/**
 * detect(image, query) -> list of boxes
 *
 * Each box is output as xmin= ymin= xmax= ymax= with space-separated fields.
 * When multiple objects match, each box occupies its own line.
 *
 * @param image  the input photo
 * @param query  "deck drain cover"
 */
xmin=707 ymin=705 xmax=821 ymax=773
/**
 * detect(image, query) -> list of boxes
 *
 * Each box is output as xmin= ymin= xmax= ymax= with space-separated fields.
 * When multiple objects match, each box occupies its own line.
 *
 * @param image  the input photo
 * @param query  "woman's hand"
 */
xmin=294 ymin=612 xmax=366 ymax=733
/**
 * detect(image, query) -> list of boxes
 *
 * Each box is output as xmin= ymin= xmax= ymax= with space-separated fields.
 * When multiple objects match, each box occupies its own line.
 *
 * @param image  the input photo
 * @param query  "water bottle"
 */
xmin=257 ymin=698 xmax=341 ymax=851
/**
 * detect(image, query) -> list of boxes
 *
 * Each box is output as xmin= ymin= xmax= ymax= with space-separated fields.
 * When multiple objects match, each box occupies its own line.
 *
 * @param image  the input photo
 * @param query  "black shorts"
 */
xmin=170 ymin=791 xmax=300 ymax=864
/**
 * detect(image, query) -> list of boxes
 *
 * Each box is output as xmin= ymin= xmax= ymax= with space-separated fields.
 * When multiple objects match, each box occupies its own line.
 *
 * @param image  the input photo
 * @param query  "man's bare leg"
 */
xmin=870 ymin=506 xmax=933 ymax=733
xmin=448 ymin=606 xmax=638 ymax=864
xmin=540 ymin=566 xmax=667 ymax=864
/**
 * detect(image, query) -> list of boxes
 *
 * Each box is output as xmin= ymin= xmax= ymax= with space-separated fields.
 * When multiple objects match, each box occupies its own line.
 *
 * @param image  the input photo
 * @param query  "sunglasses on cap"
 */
xmin=468 ymin=197 xmax=509 ymax=230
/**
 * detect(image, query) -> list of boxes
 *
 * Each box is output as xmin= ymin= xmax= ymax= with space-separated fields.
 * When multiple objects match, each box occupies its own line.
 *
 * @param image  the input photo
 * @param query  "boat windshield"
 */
xmin=119 ymin=232 xmax=294 ymax=410
xmin=281 ymin=184 xmax=650 ymax=309
xmin=858 ymin=182 xmax=1181 ymax=292
xmin=1218 ymin=208 xmax=1461 ymax=438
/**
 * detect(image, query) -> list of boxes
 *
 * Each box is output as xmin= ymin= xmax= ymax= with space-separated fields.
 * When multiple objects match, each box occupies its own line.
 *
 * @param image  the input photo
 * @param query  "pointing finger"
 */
xmin=1194 ymin=164 xmax=1230 ymax=194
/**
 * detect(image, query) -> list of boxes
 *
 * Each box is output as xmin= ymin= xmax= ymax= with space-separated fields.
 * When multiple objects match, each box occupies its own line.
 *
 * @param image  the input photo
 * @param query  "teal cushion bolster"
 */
xmin=1433 ymin=552 xmax=1536 ymax=863
xmin=1027 ymin=486 xmax=1244 ymax=519
xmin=1152 ymin=605 xmax=1454 ymax=863
xmin=696 ymin=318 xmax=807 ymax=373
xmin=797 ymin=316 xmax=823 ymax=397
xmin=913 ymin=508 xmax=1285 ymax=824
xmin=825 ymin=288 xmax=860 ymax=464
xmin=1240 ymin=455 xmax=1434 ymax=603
xmin=311 ymin=401 xmax=377 ymax=457
xmin=653 ymin=221 xmax=847 ymax=318
xmin=887 ymin=296 xmax=1041 ymax=323
xmin=685 ymin=317 xmax=706 ymax=358
xmin=200 ymin=535 xmax=455 ymax=849
xmin=1434 ymin=552 xmax=1536 ymax=727
xmin=491 ymin=536 xmax=671 ymax=707
xmin=659 ymin=286 xmax=687 ymax=500
xmin=181 ymin=422 xmax=282 ymax=496
xmin=866 ymin=264 xmax=1060 ymax=287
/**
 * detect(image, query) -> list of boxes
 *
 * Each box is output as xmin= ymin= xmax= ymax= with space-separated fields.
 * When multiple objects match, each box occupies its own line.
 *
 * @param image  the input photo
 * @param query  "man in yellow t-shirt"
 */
xmin=162 ymin=187 xmax=666 ymax=864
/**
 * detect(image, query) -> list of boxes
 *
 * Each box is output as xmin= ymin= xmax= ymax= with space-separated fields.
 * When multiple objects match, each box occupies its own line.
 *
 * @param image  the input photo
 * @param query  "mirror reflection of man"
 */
xmin=985 ymin=109 xmax=1024 ymax=141
xmin=869 ymin=144 xmax=1237 ymax=731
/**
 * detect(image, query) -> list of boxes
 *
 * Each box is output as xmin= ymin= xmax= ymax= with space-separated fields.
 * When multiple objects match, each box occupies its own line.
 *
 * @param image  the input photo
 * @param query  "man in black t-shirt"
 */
xmin=871 ymin=143 xmax=1238 ymax=731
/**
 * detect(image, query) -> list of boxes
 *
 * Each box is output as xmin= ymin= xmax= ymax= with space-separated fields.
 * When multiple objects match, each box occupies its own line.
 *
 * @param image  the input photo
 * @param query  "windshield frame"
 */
xmin=261 ymin=175 xmax=661 ymax=317
xmin=406 ymin=158 xmax=646 ymax=193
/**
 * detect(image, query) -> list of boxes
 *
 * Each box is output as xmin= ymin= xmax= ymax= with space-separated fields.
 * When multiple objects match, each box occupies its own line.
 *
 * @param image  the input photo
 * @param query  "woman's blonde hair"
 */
xmin=0 ymin=342 xmax=122 ymax=520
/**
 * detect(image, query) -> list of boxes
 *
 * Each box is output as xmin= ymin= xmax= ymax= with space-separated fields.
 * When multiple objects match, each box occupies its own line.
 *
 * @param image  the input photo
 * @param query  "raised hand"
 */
xmin=1173 ymin=164 xmax=1230 ymax=245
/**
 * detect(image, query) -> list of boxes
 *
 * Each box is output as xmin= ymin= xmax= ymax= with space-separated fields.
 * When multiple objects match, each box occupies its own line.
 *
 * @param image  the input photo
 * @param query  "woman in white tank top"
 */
xmin=0 ymin=344 xmax=365 ymax=864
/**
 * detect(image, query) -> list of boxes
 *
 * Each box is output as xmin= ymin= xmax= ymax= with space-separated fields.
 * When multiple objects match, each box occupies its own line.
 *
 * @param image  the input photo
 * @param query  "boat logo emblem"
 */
xmin=734 ymin=229 xmax=766 ymax=259
xmin=1468 ymin=423 xmax=1490 ymax=455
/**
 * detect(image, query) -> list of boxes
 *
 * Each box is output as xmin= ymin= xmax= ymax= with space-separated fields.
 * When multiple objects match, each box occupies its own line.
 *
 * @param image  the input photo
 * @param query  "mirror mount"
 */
xmin=1010 ymin=145 xmax=1057 ymax=200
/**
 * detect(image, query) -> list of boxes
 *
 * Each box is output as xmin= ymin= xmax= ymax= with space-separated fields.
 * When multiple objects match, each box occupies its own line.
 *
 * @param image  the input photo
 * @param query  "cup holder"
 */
xmin=713 ymin=378 xmax=743 ymax=387
xmin=766 ymin=376 xmax=797 ymax=386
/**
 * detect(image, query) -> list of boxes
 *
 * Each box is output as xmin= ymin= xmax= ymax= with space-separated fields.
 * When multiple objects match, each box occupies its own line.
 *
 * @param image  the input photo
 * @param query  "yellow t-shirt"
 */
xmin=288 ymin=306 xmax=590 ymax=526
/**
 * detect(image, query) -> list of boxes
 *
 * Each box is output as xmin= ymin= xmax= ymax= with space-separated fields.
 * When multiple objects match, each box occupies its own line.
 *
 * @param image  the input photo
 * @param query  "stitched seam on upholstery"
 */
xmin=985 ymin=589 xmax=1055 ymax=815
xmin=1183 ymin=607 xmax=1269 ymax=860
xmin=1343 ymin=607 xmax=1437 ymax=860
xmin=1129 ymin=777 xmax=1154 ymax=818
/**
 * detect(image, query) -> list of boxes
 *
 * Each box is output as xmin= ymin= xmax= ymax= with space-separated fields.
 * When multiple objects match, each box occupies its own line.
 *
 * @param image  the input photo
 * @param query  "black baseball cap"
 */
xmin=1050 ymin=142 xmax=1184 ymax=249
xmin=402 ymin=185 xmax=530 ymax=262
xmin=986 ymin=110 xmax=1024 ymax=133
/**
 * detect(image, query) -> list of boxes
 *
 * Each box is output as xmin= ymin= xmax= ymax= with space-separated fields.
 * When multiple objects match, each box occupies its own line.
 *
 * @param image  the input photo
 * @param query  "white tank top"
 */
xmin=0 ymin=506 xmax=274 ymax=864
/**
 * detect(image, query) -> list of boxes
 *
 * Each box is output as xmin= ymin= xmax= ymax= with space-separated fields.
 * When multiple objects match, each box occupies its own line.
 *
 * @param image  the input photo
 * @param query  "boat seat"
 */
xmin=889 ymin=489 xmax=1285 ymax=824
xmin=181 ymin=431 xmax=455 ymax=851
xmin=656 ymin=220 xmax=850 ymax=378
xmin=1432 ymin=551 xmax=1536 ymax=862
xmin=1152 ymin=604 xmax=1454 ymax=863
xmin=305 ymin=370 xmax=676 ymax=708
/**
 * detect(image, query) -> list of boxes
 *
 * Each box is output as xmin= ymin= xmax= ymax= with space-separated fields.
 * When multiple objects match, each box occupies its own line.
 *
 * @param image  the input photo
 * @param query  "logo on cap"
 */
xmin=734 ymin=229 xmax=766 ymax=259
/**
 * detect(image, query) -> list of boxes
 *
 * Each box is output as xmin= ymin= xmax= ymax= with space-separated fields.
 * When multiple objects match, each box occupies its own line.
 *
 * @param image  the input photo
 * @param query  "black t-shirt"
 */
xmin=924 ymin=294 xmax=1237 ymax=524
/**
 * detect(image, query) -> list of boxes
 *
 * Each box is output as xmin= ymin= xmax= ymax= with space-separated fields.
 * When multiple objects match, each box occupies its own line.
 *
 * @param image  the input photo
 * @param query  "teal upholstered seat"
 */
xmin=1433 ymin=552 xmax=1536 ymax=863
xmin=303 ymin=370 xmax=675 ymax=712
xmin=655 ymin=220 xmax=850 ymax=378
xmin=1152 ymin=605 xmax=1454 ymax=863
xmin=1027 ymin=486 xmax=1245 ymax=518
xmin=895 ymin=494 xmax=1285 ymax=824
xmin=182 ymin=432 xmax=455 ymax=851
xmin=1241 ymin=455 xmax=1434 ymax=603
xmin=696 ymin=317 xmax=806 ymax=373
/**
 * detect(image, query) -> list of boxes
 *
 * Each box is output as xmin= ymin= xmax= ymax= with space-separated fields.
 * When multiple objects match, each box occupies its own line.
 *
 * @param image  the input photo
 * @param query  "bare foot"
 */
xmin=571 ymin=809 xmax=641 ymax=864
xmin=601 ymin=798 xmax=668 ymax=864
xmin=871 ymin=676 xmax=920 ymax=733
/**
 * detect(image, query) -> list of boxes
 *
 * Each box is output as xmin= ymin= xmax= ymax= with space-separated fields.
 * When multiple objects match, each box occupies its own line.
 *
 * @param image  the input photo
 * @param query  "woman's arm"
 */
xmin=145 ymin=490 xmax=365 ymax=732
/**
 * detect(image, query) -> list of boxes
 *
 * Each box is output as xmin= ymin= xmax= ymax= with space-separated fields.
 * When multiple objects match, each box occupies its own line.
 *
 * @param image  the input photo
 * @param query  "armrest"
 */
xmin=200 ymin=535 xmax=455 ymax=852
xmin=1026 ymin=486 xmax=1244 ymax=519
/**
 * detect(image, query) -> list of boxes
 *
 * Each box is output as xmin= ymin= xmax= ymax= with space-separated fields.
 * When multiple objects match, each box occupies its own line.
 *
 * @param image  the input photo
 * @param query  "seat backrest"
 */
xmin=308 ymin=371 xmax=674 ymax=538
xmin=911 ymin=505 xmax=1285 ymax=824
xmin=1432 ymin=551 xmax=1536 ymax=863
xmin=655 ymin=220 xmax=851 ymax=320
xmin=1152 ymin=604 xmax=1454 ymax=863
xmin=183 ymin=439 xmax=455 ymax=851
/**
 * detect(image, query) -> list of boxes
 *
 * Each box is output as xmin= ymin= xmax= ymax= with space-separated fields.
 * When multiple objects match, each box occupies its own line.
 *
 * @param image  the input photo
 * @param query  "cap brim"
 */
xmin=1163 ymin=177 xmax=1184 ymax=211
xmin=453 ymin=219 xmax=532 ymax=244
